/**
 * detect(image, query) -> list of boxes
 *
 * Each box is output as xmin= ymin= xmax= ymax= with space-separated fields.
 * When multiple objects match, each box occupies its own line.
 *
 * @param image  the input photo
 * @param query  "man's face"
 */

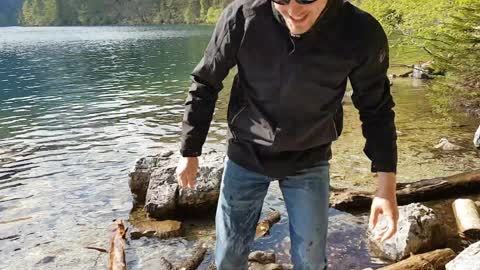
xmin=273 ymin=0 xmax=328 ymax=35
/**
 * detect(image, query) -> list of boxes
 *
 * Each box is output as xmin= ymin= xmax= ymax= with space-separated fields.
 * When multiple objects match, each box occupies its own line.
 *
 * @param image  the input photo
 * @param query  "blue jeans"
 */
xmin=215 ymin=157 xmax=330 ymax=270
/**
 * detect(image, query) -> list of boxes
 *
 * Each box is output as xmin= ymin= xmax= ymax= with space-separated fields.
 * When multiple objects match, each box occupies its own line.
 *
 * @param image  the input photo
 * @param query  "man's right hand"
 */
xmin=176 ymin=157 xmax=199 ymax=189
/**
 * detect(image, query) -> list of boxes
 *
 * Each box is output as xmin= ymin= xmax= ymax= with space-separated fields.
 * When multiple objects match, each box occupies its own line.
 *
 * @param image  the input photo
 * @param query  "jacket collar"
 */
xmin=271 ymin=0 xmax=343 ymax=38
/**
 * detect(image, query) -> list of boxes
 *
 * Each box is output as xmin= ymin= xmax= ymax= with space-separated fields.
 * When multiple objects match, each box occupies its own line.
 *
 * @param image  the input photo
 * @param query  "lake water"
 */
xmin=0 ymin=26 xmax=479 ymax=269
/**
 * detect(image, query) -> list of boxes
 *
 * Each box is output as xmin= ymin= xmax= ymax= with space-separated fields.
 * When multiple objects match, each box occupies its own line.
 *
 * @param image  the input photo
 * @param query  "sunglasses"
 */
xmin=272 ymin=0 xmax=318 ymax=5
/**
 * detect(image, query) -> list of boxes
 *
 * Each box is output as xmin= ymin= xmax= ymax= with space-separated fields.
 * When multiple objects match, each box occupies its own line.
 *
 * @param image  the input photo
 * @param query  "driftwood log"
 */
xmin=109 ymin=219 xmax=128 ymax=270
xmin=377 ymin=248 xmax=456 ymax=270
xmin=330 ymin=170 xmax=480 ymax=212
xmin=255 ymin=210 xmax=281 ymax=239
xmin=452 ymin=198 xmax=480 ymax=239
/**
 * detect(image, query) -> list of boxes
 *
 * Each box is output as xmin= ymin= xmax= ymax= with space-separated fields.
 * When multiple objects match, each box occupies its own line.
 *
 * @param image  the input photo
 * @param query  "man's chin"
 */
xmin=286 ymin=23 xmax=310 ymax=35
xmin=289 ymin=27 xmax=308 ymax=36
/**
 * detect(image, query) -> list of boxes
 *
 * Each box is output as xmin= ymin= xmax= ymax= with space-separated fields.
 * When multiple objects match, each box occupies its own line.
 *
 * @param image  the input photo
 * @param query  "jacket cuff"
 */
xmin=371 ymin=161 xmax=397 ymax=174
xmin=180 ymin=138 xmax=202 ymax=157
xmin=180 ymin=148 xmax=201 ymax=157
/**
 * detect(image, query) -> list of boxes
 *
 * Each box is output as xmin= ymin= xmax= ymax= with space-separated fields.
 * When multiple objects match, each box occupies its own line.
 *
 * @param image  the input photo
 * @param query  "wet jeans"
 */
xmin=215 ymin=157 xmax=330 ymax=270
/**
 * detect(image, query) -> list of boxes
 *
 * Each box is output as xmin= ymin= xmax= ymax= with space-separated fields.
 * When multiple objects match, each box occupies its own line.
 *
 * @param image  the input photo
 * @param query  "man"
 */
xmin=176 ymin=0 xmax=399 ymax=269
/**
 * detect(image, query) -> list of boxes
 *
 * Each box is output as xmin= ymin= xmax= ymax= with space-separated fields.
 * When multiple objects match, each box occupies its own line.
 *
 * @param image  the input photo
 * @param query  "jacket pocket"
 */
xmin=272 ymin=113 xmax=338 ymax=152
xmin=228 ymin=103 xmax=276 ymax=146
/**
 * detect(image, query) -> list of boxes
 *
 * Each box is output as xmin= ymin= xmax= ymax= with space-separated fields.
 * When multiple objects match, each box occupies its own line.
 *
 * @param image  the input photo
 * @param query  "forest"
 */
xmin=0 ymin=0 xmax=233 ymax=26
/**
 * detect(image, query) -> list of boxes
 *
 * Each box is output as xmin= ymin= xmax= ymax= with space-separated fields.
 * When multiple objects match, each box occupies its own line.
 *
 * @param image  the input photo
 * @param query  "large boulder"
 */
xmin=368 ymin=203 xmax=446 ymax=261
xmin=446 ymin=241 xmax=480 ymax=270
xmin=130 ymin=147 xmax=225 ymax=219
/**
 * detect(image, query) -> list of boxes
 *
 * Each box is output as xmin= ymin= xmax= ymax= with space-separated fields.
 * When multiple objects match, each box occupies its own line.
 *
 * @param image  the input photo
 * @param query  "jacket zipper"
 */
xmin=230 ymin=105 xmax=247 ymax=141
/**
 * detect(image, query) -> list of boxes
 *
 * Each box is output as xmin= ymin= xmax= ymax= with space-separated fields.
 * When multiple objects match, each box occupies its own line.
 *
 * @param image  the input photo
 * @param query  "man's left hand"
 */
xmin=368 ymin=172 xmax=399 ymax=242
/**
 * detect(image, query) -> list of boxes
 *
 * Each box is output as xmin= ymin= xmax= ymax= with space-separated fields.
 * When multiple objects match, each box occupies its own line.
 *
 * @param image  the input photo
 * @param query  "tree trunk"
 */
xmin=330 ymin=170 xmax=480 ymax=212
xmin=452 ymin=198 xmax=480 ymax=239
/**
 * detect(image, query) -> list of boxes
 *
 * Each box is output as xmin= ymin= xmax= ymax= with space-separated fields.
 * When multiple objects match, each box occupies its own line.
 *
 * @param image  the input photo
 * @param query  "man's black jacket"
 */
xmin=180 ymin=0 xmax=397 ymax=178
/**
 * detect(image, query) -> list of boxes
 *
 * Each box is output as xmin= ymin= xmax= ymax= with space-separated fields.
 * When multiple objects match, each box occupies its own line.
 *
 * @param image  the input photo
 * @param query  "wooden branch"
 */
xmin=178 ymin=244 xmax=207 ymax=270
xmin=377 ymin=248 xmax=456 ymax=270
xmin=452 ymin=198 xmax=480 ymax=239
xmin=157 ymin=244 xmax=208 ymax=270
xmin=398 ymin=71 xmax=413 ymax=78
xmin=109 ymin=219 xmax=128 ymax=270
xmin=330 ymin=170 xmax=480 ymax=212
xmin=85 ymin=246 xmax=108 ymax=253
xmin=255 ymin=210 xmax=281 ymax=239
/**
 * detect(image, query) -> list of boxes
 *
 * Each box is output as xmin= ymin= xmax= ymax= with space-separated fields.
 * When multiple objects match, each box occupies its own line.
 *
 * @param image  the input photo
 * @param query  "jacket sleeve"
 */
xmin=348 ymin=19 xmax=398 ymax=173
xmin=179 ymin=5 xmax=243 ymax=157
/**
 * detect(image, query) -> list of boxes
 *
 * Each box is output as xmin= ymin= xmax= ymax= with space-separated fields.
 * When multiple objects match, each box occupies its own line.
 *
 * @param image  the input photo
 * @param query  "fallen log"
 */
xmin=377 ymin=248 xmax=456 ymax=270
xmin=452 ymin=198 xmax=480 ymax=239
xmin=330 ymin=170 xmax=480 ymax=212
xmin=255 ymin=210 xmax=281 ymax=239
xmin=109 ymin=219 xmax=128 ymax=270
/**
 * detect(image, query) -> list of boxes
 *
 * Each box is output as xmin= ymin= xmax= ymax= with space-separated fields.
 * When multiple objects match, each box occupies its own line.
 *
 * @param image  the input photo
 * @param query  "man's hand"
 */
xmin=369 ymin=172 xmax=399 ymax=242
xmin=176 ymin=157 xmax=199 ymax=189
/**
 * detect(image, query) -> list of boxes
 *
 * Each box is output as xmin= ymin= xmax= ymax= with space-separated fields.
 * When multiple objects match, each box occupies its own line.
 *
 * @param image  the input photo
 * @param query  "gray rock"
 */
xmin=368 ymin=203 xmax=446 ymax=261
xmin=129 ymin=151 xmax=174 ymax=205
xmin=135 ymin=148 xmax=225 ymax=219
xmin=144 ymin=167 xmax=179 ymax=219
xmin=158 ymin=257 xmax=175 ymax=270
xmin=446 ymin=241 xmax=480 ymax=270
xmin=177 ymin=154 xmax=224 ymax=212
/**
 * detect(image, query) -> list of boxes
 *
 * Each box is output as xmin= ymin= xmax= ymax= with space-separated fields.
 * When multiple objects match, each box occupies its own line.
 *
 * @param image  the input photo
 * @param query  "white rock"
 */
xmin=446 ymin=241 xmax=480 ymax=270
xmin=368 ymin=203 xmax=446 ymax=261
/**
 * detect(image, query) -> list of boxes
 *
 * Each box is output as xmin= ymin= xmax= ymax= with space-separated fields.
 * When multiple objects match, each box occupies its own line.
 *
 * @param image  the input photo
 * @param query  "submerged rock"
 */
xmin=434 ymin=138 xmax=463 ymax=151
xmin=130 ymin=220 xmax=183 ymax=240
xmin=248 ymin=250 xmax=276 ymax=264
xmin=130 ymin=148 xmax=225 ymax=219
xmin=368 ymin=203 xmax=446 ymax=261
xmin=446 ymin=241 xmax=480 ymax=270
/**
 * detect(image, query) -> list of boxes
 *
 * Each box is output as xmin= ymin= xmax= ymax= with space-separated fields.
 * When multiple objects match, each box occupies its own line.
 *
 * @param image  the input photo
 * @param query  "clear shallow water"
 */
xmin=0 ymin=26 xmax=479 ymax=269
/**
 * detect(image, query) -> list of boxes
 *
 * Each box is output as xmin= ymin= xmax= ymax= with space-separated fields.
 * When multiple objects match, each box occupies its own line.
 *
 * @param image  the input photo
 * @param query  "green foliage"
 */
xmin=426 ymin=2 xmax=480 ymax=114
xmin=205 ymin=7 xmax=223 ymax=24
xmin=354 ymin=0 xmax=480 ymax=115
xmin=21 ymin=0 xmax=58 ymax=26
